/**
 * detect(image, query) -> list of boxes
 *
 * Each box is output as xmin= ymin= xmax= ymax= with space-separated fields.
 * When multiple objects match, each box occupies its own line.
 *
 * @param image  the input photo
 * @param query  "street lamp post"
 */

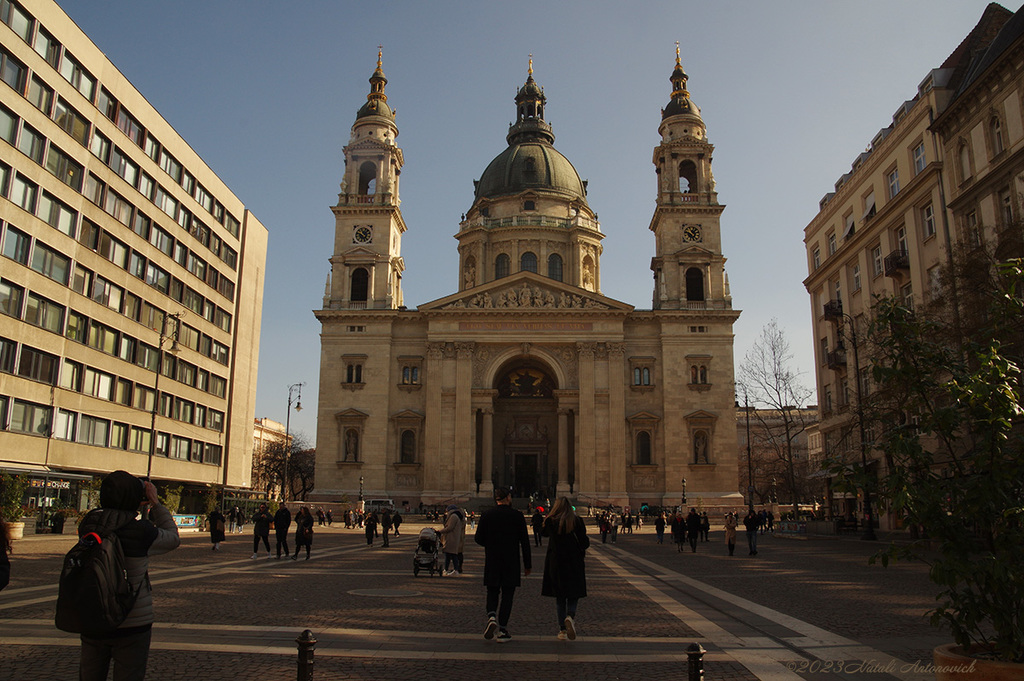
xmin=358 ymin=476 xmax=364 ymax=502
xmin=743 ymin=389 xmax=754 ymax=512
xmin=282 ymin=382 xmax=304 ymax=501
xmin=680 ymin=478 xmax=687 ymax=512
xmin=147 ymin=312 xmax=183 ymax=479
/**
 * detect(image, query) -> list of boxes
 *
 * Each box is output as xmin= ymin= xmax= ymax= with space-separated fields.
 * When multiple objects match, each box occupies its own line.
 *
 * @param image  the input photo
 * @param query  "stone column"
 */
xmin=422 ymin=342 xmax=445 ymax=496
xmin=480 ymin=407 xmax=494 ymax=496
xmin=454 ymin=342 xmax=475 ymax=494
xmin=576 ymin=342 xmax=597 ymax=500
xmin=607 ymin=342 xmax=628 ymax=505
xmin=556 ymin=407 xmax=570 ymax=497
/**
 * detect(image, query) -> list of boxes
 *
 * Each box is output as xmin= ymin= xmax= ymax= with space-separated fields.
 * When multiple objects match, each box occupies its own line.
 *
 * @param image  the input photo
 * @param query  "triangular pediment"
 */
xmin=419 ymin=271 xmax=633 ymax=312
xmin=684 ymin=409 xmax=717 ymax=421
xmin=335 ymin=408 xmax=368 ymax=419
xmin=674 ymin=244 xmax=715 ymax=257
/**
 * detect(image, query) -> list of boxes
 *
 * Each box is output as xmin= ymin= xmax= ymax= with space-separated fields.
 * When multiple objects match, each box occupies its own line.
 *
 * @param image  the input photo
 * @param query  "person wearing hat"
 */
xmin=77 ymin=470 xmax=180 ymax=681
xmin=438 ymin=504 xmax=467 ymax=576
xmin=474 ymin=487 xmax=531 ymax=642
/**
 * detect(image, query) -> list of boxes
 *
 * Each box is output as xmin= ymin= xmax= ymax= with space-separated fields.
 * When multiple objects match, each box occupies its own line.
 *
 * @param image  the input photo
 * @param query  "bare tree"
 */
xmin=739 ymin=319 xmax=816 ymax=517
xmin=251 ymin=432 xmax=312 ymax=500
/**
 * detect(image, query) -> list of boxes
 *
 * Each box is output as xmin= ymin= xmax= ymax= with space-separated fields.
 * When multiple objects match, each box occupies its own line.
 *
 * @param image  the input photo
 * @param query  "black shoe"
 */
xmin=496 ymin=630 xmax=512 ymax=643
xmin=484 ymin=617 xmax=498 ymax=640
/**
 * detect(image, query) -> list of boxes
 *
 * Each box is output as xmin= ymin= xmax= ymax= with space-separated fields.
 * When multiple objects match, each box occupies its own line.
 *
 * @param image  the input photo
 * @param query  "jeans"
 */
xmin=747 ymin=530 xmax=758 ymax=554
xmin=556 ymin=596 xmax=578 ymax=627
xmin=486 ymin=585 xmax=516 ymax=628
xmin=275 ymin=532 xmax=289 ymax=558
xmin=444 ymin=552 xmax=458 ymax=571
xmin=253 ymin=533 xmax=269 ymax=553
xmin=80 ymin=629 xmax=152 ymax=681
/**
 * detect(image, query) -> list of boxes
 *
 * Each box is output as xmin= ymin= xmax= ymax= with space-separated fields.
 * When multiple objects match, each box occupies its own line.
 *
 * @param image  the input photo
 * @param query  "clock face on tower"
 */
xmin=682 ymin=225 xmax=702 ymax=242
xmin=354 ymin=226 xmax=372 ymax=244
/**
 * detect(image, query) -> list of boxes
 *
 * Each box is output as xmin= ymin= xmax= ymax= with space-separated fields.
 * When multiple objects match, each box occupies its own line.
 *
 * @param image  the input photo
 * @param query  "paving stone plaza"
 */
xmin=0 ymin=520 xmax=949 ymax=680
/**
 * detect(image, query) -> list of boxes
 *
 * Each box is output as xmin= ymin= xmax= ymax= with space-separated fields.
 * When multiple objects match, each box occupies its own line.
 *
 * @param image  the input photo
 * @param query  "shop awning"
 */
xmin=0 ymin=461 xmax=94 ymax=481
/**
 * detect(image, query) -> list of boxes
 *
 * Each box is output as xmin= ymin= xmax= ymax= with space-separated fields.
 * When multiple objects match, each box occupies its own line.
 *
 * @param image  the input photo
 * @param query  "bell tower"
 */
xmin=325 ymin=49 xmax=406 ymax=310
xmin=648 ymin=44 xmax=731 ymax=311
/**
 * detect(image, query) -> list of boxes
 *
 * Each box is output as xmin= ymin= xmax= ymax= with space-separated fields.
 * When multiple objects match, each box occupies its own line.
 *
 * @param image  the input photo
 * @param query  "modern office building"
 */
xmin=0 ymin=0 xmax=268 ymax=515
xmin=802 ymin=4 xmax=1013 ymax=528
xmin=313 ymin=50 xmax=742 ymax=512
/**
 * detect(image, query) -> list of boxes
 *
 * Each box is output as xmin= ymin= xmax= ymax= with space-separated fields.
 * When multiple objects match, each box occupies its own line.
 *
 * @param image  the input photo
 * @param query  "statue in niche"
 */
xmin=463 ymin=262 xmax=476 ymax=289
xmin=694 ymin=431 xmax=708 ymax=464
xmin=344 ymin=429 xmax=359 ymax=462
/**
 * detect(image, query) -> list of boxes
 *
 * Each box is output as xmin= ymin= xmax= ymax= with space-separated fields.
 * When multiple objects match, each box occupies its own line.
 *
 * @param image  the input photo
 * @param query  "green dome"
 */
xmin=474 ymin=141 xmax=589 ymax=204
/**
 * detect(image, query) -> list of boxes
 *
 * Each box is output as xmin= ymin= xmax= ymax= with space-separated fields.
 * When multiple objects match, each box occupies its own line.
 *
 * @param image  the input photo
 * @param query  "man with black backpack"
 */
xmin=69 ymin=470 xmax=179 ymax=681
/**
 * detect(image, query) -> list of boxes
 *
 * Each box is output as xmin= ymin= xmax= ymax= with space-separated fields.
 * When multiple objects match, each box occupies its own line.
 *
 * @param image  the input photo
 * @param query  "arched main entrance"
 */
xmin=492 ymin=361 xmax=558 ymax=499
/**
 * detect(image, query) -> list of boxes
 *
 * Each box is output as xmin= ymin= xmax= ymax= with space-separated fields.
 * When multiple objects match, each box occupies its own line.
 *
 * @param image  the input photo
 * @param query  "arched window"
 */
xmin=350 ymin=268 xmax=368 ymax=302
xmin=400 ymin=429 xmax=416 ymax=463
xmin=358 ymin=161 xmax=377 ymax=195
xmin=991 ymin=117 xmax=1005 ymax=156
xmin=521 ymin=252 xmax=537 ymax=273
xmin=679 ymin=160 xmax=698 ymax=193
xmin=642 ymin=367 xmax=651 ymax=385
xmin=548 ymin=253 xmax=563 ymax=281
xmin=495 ymin=253 xmax=510 ymax=279
xmin=636 ymin=431 xmax=652 ymax=465
xmin=685 ymin=267 xmax=704 ymax=301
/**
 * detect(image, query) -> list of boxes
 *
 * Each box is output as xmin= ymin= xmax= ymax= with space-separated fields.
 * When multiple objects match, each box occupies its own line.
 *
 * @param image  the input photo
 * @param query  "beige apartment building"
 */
xmin=0 ymin=0 xmax=268 ymax=516
xmin=802 ymin=4 xmax=1013 ymax=529
xmin=313 ymin=51 xmax=742 ymax=511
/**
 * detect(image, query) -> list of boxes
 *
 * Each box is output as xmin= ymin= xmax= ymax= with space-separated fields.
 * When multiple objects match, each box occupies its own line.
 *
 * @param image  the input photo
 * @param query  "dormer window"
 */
xmin=523 ymin=200 xmax=535 ymax=211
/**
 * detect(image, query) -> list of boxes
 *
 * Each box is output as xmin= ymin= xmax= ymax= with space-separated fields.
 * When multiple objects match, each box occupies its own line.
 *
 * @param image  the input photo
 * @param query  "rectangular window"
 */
xmin=852 ymin=263 xmax=861 ymax=292
xmin=59 ymin=358 xmax=82 ymax=391
xmin=217 ymin=277 xmax=235 ymax=301
xmin=129 ymin=251 xmax=146 ymax=279
xmin=0 ymin=0 xmax=32 ymax=41
xmin=78 ymin=415 xmax=110 ymax=447
xmin=84 ymin=172 xmax=105 ymax=205
xmin=133 ymin=385 xmax=155 ymax=412
xmin=0 ymin=46 xmax=27 ymax=92
xmin=91 ymin=275 xmax=123 ymax=312
xmin=83 ymin=367 xmax=115 ymax=400
xmin=123 ymin=292 xmax=141 ymax=322
xmin=33 ymin=27 xmax=60 ymax=69
xmin=149 ymin=225 xmax=173 ymax=256
xmin=154 ymin=185 xmax=177 ymax=219
xmin=208 ymin=374 xmax=226 ymax=398
xmin=0 ymin=102 xmax=16 ymax=143
xmin=0 ymin=336 xmax=14 ymax=373
xmin=170 ymin=435 xmax=190 ymax=460
xmin=109 ymin=146 xmax=139 ymax=187
xmin=140 ymin=303 xmax=162 ymax=332
xmin=104 ymin=189 xmax=133 ymax=226
xmin=827 ymin=232 xmax=837 ymax=256
xmin=58 ymin=51 xmax=95 ymax=101
xmin=28 ymin=76 xmax=53 ymax=115
xmin=17 ymin=124 xmax=45 ymax=163
xmin=38 ymin=190 xmax=78 ymax=236
xmin=208 ymin=410 xmax=224 ymax=432
xmin=812 ymin=247 xmax=820 ymax=270
xmin=205 ymin=444 xmax=222 ymax=465
xmin=98 ymin=232 xmax=128 ymax=268
xmin=871 ymin=245 xmax=883 ymax=277
xmin=115 ymin=107 xmax=143 ymax=146
xmin=129 ymin=426 xmax=152 ymax=453
xmin=115 ymin=379 xmax=133 ymax=406
xmin=132 ymin=211 xmax=151 ymax=240
xmin=159 ymin=150 xmax=182 ymax=183
xmin=901 ymin=282 xmax=914 ymax=310
xmin=221 ymin=245 xmax=238 ymax=270
xmin=921 ymin=203 xmax=936 ymax=239
xmin=17 ymin=345 xmax=59 ymax=384
xmin=110 ymin=422 xmax=128 ymax=449
xmin=44 ymin=145 xmax=83 ymax=190
xmin=87 ymin=321 xmax=118 ymax=356
xmin=11 ymin=172 xmax=37 ymax=211
xmin=25 ymin=291 xmax=64 ymax=334
xmin=138 ymin=172 xmax=154 ymax=200
xmin=0 ymin=278 xmax=23 ymax=317
xmin=53 ymin=98 xmax=89 ymax=146
xmin=30 ymin=242 xmax=70 ymax=285
xmin=214 ymin=308 xmax=232 ymax=333
xmin=913 ymin=142 xmax=926 ymax=175
xmin=10 ymin=399 xmax=51 ymax=436
xmin=89 ymin=130 xmax=110 ymax=163
xmin=145 ymin=263 xmax=170 ymax=294
xmin=887 ymin=169 xmax=900 ymax=198
xmin=53 ymin=409 xmax=76 ymax=441
xmin=136 ymin=343 xmax=159 ymax=372
xmin=196 ymin=185 xmax=213 ymax=212
xmin=118 ymin=334 xmax=135 ymax=363
xmin=2 ymin=225 xmax=30 ymax=264
xmin=65 ymin=311 xmax=87 ymax=343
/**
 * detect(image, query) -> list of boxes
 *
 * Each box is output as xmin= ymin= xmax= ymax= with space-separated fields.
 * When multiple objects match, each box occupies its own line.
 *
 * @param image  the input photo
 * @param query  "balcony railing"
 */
xmin=823 ymin=299 xmax=843 ymax=320
xmin=884 ymin=249 xmax=910 ymax=277
xmin=826 ymin=348 xmax=847 ymax=370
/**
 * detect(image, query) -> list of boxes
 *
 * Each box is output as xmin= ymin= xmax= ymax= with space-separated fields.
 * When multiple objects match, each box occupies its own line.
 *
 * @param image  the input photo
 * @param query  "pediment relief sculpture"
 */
xmin=443 ymin=282 xmax=609 ymax=310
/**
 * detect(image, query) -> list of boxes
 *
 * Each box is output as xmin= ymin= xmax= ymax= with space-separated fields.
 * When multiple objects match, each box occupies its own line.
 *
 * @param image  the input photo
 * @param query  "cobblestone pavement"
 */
xmin=0 ymin=520 xmax=950 ymax=680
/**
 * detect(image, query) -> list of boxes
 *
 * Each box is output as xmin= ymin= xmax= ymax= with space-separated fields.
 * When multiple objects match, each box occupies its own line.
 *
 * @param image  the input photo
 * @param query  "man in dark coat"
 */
xmin=531 ymin=508 xmax=544 ymax=547
xmin=273 ymin=502 xmax=292 ymax=559
xmin=474 ymin=487 xmax=531 ymax=642
xmin=686 ymin=508 xmax=701 ymax=553
xmin=251 ymin=503 xmax=272 ymax=559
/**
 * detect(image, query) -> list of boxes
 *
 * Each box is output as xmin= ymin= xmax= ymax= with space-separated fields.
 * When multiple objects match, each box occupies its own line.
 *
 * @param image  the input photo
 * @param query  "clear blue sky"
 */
xmin=57 ymin=0 xmax=1009 ymax=442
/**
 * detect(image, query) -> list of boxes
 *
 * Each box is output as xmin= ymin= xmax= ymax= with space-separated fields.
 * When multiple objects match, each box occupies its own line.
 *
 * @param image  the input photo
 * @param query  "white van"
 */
xmin=365 ymin=498 xmax=395 ymax=513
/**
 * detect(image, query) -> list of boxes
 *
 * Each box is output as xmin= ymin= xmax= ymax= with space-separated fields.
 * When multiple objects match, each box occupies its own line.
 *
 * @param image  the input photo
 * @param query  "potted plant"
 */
xmin=862 ymin=260 xmax=1024 ymax=677
xmin=0 ymin=473 xmax=30 ymax=540
xmin=48 ymin=504 xmax=81 ymax=535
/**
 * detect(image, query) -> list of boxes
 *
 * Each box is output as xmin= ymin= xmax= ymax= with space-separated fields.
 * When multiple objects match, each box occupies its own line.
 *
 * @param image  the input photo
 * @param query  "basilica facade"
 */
xmin=312 ymin=50 xmax=742 ymax=511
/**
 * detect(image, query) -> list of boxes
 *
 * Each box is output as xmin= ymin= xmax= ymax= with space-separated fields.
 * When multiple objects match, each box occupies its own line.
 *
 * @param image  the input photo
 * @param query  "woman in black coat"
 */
xmin=541 ymin=497 xmax=589 ymax=640
xmin=208 ymin=508 xmax=226 ymax=551
xmin=292 ymin=507 xmax=314 ymax=560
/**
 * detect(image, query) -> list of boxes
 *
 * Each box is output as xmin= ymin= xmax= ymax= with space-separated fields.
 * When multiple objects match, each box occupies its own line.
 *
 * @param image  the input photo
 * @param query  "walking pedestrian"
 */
xmin=316 ymin=507 xmax=325 ymax=526
xmin=439 ymin=504 xmax=467 ymax=575
xmin=700 ymin=511 xmax=710 ymax=542
xmin=474 ymin=487 xmax=532 ymax=643
xmin=364 ymin=512 xmax=378 ymax=546
xmin=292 ymin=506 xmax=314 ymax=560
xmin=0 ymin=520 xmax=10 ymax=591
xmin=724 ymin=512 xmax=737 ymax=556
xmin=686 ymin=508 xmax=701 ymax=553
xmin=671 ymin=512 xmax=686 ymax=552
xmin=392 ymin=510 xmax=402 ymax=536
xmin=654 ymin=512 xmax=666 ymax=544
xmin=208 ymin=507 xmax=226 ymax=551
xmin=381 ymin=509 xmax=393 ymax=547
xmin=541 ymin=498 xmax=589 ymax=641
xmin=609 ymin=513 xmax=619 ymax=543
xmin=77 ymin=471 xmax=180 ymax=681
xmin=274 ymin=502 xmax=292 ymax=559
xmin=251 ymin=503 xmax=272 ymax=559
xmin=326 ymin=509 xmax=333 ymax=526
xmin=744 ymin=509 xmax=759 ymax=555
xmin=228 ymin=505 xmax=241 ymax=533
xmin=531 ymin=508 xmax=544 ymax=547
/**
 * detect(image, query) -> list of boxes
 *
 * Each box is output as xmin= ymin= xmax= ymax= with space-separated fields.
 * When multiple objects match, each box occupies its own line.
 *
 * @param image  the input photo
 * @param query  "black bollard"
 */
xmin=686 ymin=642 xmax=705 ymax=681
xmin=296 ymin=629 xmax=317 ymax=681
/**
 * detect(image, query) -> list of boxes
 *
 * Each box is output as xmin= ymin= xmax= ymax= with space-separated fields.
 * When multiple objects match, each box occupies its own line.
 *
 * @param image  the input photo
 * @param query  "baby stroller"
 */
xmin=413 ymin=527 xmax=442 ymax=576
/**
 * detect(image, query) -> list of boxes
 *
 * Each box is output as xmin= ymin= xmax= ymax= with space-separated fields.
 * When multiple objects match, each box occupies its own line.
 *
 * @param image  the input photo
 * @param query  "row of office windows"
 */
xmin=0 ymin=102 xmax=239 ymax=301
xmin=1 ymin=219 xmax=233 ymax=366
xmin=0 ymin=0 xmax=242 ymax=240
xmin=0 ymin=393 xmax=223 ymax=465
xmin=0 ymin=275 xmax=229 ymax=397
xmin=0 ymin=336 xmax=226 ymax=431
